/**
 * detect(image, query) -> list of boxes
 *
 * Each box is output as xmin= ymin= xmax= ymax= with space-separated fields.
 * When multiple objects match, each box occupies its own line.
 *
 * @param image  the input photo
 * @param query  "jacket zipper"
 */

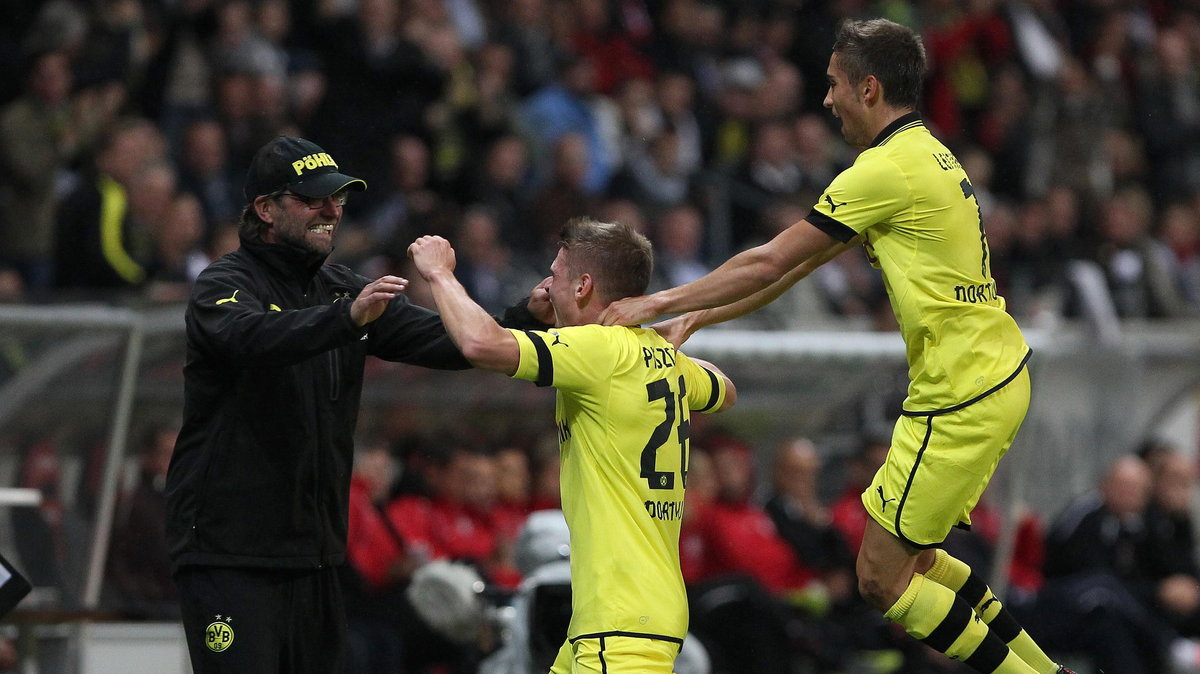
xmin=328 ymin=351 xmax=340 ymax=401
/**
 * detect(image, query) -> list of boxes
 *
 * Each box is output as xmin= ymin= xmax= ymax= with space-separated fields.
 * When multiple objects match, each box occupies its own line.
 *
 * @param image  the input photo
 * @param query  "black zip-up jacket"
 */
xmin=166 ymin=233 xmax=540 ymax=571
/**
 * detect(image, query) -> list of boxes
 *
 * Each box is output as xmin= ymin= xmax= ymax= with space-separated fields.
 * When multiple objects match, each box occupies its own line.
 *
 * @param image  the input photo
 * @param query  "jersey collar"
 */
xmin=868 ymin=111 xmax=923 ymax=149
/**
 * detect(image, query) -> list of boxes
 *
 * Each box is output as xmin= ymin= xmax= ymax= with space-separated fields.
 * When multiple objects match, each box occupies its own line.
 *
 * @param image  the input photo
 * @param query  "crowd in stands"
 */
xmin=0 ymin=0 xmax=1197 ymax=324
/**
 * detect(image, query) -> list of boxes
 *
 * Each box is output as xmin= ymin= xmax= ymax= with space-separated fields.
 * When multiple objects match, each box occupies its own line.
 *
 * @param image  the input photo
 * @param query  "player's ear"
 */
xmin=576 ymin=273 xmax=593 ymax=301
xmin=862 ymin=75 xmax=880 ymax=103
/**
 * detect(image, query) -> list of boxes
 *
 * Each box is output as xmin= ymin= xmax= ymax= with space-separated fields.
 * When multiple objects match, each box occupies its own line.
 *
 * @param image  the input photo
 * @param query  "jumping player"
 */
xmin=599 ymin=19 xmax=1072 ymax=674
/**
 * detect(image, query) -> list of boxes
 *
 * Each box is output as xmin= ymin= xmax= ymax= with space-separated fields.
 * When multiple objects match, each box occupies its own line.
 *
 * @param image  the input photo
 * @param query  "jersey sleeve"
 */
xmin=677 ymin=352 xmax=726 ymax=414
xmin=808 ymin=153 xmax=910 ymax=239
xmin=507 ymin=325 xmax=622 ymax=390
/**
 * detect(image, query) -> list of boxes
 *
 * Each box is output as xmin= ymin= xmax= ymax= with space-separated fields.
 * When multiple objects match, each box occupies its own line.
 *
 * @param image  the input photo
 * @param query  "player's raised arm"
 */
xmin=407 ymin=236 xmax=520 ymax=375
xmin=599 ymin=218 xmax=847 ymax=327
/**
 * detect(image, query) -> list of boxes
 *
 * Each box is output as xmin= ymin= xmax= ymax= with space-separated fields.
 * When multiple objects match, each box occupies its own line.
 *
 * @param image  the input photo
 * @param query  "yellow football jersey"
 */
xmin=508 ymin=324 xmax=726 ymax=641
xmin=809 ymin=113 xmax=1030 ymax=412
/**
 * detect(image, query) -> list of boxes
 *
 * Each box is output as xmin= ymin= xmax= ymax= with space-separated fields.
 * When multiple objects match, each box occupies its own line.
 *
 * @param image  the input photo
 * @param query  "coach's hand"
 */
xmin=352 ymin=275 xmax=408 ymax=327
xmin=526 ymin=276 xmax=554 ymax=325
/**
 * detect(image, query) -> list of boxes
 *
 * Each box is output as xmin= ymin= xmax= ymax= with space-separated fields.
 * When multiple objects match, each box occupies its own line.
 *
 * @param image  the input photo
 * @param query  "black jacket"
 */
xmin=166 ymin=233 xmax=535 ymax=571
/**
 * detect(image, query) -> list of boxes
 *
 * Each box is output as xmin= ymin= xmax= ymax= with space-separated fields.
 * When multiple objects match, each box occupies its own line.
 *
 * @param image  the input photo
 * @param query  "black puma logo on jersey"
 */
xmin=824 ymin=194 xmax=846 ymax=212
xmin=551 ymin=331 xmax=569 ymax=347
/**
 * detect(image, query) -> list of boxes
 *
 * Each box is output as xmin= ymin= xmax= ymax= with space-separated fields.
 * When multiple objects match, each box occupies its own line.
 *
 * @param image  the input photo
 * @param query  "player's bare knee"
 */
xmin=857 ymin=570 xmax=900 ymax=611
xmin=857 ymin=577 xmax=890 ymax=611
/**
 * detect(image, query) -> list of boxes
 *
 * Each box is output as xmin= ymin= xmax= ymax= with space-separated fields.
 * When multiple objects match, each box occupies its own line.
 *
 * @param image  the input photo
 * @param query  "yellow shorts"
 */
xmin=863 ymin=365 xmax=1031 ymax=548
xmin=548 ymin=632 xmax=683 ymax=674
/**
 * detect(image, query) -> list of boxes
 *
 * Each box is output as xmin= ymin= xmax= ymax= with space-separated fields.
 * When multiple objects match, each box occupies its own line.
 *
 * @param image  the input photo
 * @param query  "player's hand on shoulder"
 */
xmin=599 ymin=294 xmax=659 ymax=327
xmin=651 ymin=314 xmax=696 ymax=349
xmin=407 ymin=236 xmax=456 ymax=280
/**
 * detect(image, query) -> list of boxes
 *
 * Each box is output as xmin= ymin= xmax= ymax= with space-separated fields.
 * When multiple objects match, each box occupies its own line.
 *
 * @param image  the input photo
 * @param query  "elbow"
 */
xmin=746 ymin=247 xmax=794 ymax=286
xmin=718 ymin=380 xmax=738 ymax=412
xmin=458 ymin=332 xmax=519 ymax=374
xmin=458 ymin=336 xmax=494 ymax=365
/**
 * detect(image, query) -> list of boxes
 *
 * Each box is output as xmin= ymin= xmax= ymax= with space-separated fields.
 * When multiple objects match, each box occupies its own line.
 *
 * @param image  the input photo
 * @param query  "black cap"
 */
xmin=243 ymin=136 xmax=367 ymax=201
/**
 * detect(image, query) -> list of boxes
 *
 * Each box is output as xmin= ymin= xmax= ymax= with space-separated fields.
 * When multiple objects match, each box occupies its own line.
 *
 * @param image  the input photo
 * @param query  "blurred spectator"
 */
xmin=54 ymin=117 xmax=166 ymax=296
xmin=0 ymin=267 xmax=25 ymax=303
xmin=524 ymin=132 xmax=601 ymax=256
xmin=529 ymin=431 xmax=562 ymax=511
xmin=754 ymin=58 xmax=804 ymax=121
xmin=146 ymin=191 xmax=208 ymax=302
xmin=493 ymin=445 xmax=534 ymax=538
xmin=921 ymin=0 xmax=1014 ymax=145
xmin=365 ymin=134 xmax=459 ymax=271
xmin=975 ymin=64 xmax=1034 ymax=200
xmin=1049 ymin=57 xmax=1120 ymax=201
xmin=13 ymin=438 xmax=67 ymax=593
xmin=1144 ymin=449 xmax=1200 ymax=638
xmin=1038 ymin=454 xmax=1190 ymax=673
xmin=344 ymin=442 xmax=418 ymax=674
xmin=1135 ymin=26 xmax=1200 ymax=206
xmin=685 ymin=434 xmax=847 ymax=672
xmin=490 ymin=0 xmax=563 ymax=97
xmin=452 ymin=206 xmax=543 ymax=314
xmin=607 ymin=125 xmax=697 ymax=216
xmin=649 ymin=203 xmax=711 ymax=291
xmin=596 ymin=197 xmax=648 ymax=236
xmin=454 ymin=133 xmax=534 ymax=254
xmin=0 ymin=637 xmax=14 ymax=672
xmin=518 ymin=51 xmax=615 ymax=195
xmin=706 ymin=57 xmax=762 ymax=165
xmin=0 ymin=48 xmax=119 ymax=295
xmin=570 ymin=0 xmax=654 ymax=96
xmin=106 ymin=424 xmax=179 ymax=619
xmin=792 ymin=113 xmax=847 ymax=197
xmin=310 ymin=0 xmax=446 ymax=189
xmin=415 ymin=21 xmax=479 ymax=184
xmin=1095 ymin=186 xmax=1195 ymax=319
xmin=209 ymin=0 xmax=286 ymax=84
xmin=680 ymin=445 xmax=716 ymax=586
xmin=655 ymin=70 xmax=704 ymax=175
xmin=682 ymin=435 xmax=794 ymax=674
xmin=1007 ymin=197 xmax=1069 ymax=315
xmin=386 ymin=444 xmax=521 ymax=590
xmin=457 ymin=41 xmax=522 ymax=148
xmin=727 ymin=119 xmax=802 ymax=249
xmin=764 ymin=437 xmax=855 ymax=598
xmin=175 ymin=117 xmax=241 ymax=239
xmin=1158 ymin=200 xmax=1200 ymax=309
xmin=693 ymin=437 xmax=818 ymax=594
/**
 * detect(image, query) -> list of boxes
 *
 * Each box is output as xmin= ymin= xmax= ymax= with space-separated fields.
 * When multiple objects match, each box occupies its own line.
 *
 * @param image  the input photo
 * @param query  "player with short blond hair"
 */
xmin=409 ymin=217 xmax=736 ymax=673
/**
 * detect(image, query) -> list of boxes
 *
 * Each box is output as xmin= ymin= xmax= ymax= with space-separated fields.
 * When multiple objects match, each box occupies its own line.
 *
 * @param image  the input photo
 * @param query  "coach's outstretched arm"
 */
xmin=599 ymin=218 xmax=850 ymax=328
xmin=408 ymin=235 xmax=521 ymax=375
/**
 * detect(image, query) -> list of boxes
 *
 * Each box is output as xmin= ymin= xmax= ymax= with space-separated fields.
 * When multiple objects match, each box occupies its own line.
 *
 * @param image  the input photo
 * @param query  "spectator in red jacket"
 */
xmin=386 ymin=443 xmax=522 ymax=589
